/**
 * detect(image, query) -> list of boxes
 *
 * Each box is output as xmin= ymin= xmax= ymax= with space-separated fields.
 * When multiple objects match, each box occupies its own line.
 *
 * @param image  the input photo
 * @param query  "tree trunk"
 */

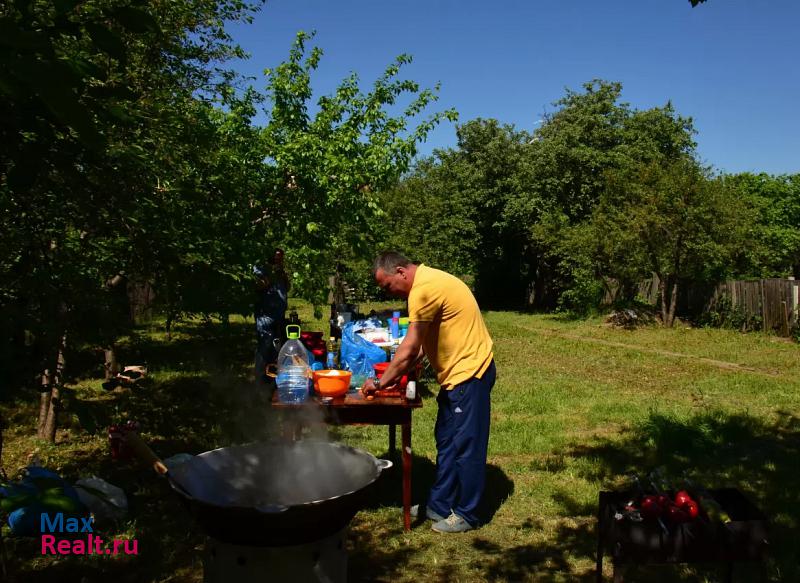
xmin=104 ymin=345 xmax=118 ymax=380
xmin=0 ymin=396 xmax=10 ymax=583
xmin=667 ymin=280 xmax=679 ymax=328
xmin=42 ymin=384 xmax=60 ymax=443
xmin=0 ymin=410 xmax=6 ymax=479
xmin=658 ymin=275 xmax=680 ymax=328
xmin=42 ymin=331 xmax=67 ymax=444
xmin=37 ymin=368 xmax=53 ymax=438
xmin=658 ymin=275 xmax=668 ymax=325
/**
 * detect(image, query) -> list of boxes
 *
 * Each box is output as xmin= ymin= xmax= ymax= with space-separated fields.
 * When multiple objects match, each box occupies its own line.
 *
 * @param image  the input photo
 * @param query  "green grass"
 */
xmin=2 ymin=307 xmax=799 ymax=581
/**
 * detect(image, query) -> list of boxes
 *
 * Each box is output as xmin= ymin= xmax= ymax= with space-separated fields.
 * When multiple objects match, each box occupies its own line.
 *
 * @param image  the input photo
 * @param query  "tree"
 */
xmin=723 ymin=173 xmax=800 ymax=279
xmin=382 ymin=81 xmax=703 ymax=312
xmin=382 ymin=154 xmax=482 ymax=279
xmin=594 ymin=159 xmax=754 ymax=326
xmin=505 ymin=80 xmax=697 ymax=310
xmin=380 ymin=119 xmax=532 ymax=307
xmin=2 ymin=10 xmax=455 ymax=443
xmin=254 ymin=31 xmax=457 ymax=307
xmin=0 ymin=0 xmax=266 ymax=441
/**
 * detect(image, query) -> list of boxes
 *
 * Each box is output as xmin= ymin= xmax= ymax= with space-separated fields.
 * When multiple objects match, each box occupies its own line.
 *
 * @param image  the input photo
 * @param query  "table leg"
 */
xmin=401 ymin=422 xmax=411 ymax=531
xmin=596 ymin=493 xmax=604 ymax=583
xmin=389 ymin=424 xmax=396 ymax=459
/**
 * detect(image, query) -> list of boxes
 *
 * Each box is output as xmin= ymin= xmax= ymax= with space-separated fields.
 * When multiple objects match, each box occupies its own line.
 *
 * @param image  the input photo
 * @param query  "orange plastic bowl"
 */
xmin=312 ymin=370 xmax=352 ymax=397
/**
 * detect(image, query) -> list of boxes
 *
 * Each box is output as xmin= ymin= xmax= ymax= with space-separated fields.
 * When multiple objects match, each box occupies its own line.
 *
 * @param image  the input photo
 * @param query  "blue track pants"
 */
xmin=427 ymin=360 xmax=496 ymax=527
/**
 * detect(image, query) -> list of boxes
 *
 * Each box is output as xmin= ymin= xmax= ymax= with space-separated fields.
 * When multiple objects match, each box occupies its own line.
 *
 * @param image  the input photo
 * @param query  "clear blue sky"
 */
xmin=227 ymin=0 xmax=800 ymax=175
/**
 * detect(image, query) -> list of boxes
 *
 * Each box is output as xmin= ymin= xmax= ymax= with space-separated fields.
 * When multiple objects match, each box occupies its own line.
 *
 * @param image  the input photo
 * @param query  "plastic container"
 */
xmin=389 ymin=316 xmax=400 ymax=340
xmin=312 ymin=369 xmax=352 ymax=397
xmin=398 ymin=317 xmax=410 ymax=337
xmin=276 ymin=325 xmax=311 ymax=404
xmin=405 ymin=380 xmax=417 ymax=400
xmin=326 ymin=336 xmax=338 ymax=369
xmin=372 ymin=361 xmax=408 ymax=390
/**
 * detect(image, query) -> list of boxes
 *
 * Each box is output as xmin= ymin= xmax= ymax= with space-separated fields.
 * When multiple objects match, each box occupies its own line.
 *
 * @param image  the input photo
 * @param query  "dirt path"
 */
xmin=515 ymin=325 xmax=784 ymax=378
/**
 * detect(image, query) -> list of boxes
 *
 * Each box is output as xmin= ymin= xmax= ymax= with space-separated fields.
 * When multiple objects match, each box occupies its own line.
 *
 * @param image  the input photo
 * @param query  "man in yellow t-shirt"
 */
xmin=364 ymin=251 xmax=496 ymax=533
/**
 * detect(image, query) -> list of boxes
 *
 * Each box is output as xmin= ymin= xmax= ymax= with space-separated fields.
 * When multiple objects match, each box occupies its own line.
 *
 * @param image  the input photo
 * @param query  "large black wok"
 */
xmin=126 ymin=436 xmax=392 ymax=546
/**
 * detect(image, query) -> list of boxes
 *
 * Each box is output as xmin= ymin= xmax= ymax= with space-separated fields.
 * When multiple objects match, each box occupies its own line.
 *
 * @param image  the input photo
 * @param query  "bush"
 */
xmin=700 ymin=294 xmax=763 ymax=331
xmin=556 ymin=267 xmax=604 ymax=316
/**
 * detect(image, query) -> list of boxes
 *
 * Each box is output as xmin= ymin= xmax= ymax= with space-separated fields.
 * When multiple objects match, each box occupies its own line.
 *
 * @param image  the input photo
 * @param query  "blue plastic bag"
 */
xmin=4 ymin=466 xmax=87 ymax=536
xmin=340 ymin=321 xmax=387 ymax=388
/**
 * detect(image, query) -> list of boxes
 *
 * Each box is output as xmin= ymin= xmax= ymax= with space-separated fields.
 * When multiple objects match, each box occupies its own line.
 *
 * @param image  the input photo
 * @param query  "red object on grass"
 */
xmin=674 ymin=490 xmax=693 ymax=507
xmin=685 ymin=500 xmax=700 ymax=519
xmin=108 ymin=420 xmax=140 ymax=461
xmin=640 ymin=495 xmax=662 ymax=518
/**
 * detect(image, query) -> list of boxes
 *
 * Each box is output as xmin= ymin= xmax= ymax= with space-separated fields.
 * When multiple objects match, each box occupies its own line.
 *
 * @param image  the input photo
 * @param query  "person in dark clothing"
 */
xmin=254 ymin=249 xmax=290 ymax=383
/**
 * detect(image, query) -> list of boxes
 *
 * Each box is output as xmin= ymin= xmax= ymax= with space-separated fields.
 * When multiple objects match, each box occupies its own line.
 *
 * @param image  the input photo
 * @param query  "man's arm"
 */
xmin=363 ymin=321 xmax=428 ymax=393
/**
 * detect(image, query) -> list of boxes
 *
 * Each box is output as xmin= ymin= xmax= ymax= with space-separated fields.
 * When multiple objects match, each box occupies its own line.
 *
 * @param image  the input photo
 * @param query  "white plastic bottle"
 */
xmin=405 ymin=380 xmax=417 ymax=400
xmin=275 ymin=325 xmax=311 ymax=404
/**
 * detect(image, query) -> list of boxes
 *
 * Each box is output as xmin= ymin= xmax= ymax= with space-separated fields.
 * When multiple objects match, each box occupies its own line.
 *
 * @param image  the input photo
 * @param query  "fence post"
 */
xmin=781 ymin=301 xmax=789 ymax=337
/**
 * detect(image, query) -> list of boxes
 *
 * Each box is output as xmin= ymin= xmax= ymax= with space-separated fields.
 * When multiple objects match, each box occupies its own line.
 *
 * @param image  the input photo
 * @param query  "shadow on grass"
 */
xmin=442 ymin=409 xmax=796 ymax=582
xmin=14 ymin=318 xmax=797 ymax=582
xmin=346 ymin=460 xmax=514 ymax=583
xmin=121 ymin=319 xmax=256 ymax=376
xmin=365 ymin=454 xmax=514 ymax=527
xmin=2 ymin=319 xmax=274 ymax=583
xmin=471 ymin=518 xmax=598 ymax=582
xmin=558 ymin=409 xmax=800 ymax=582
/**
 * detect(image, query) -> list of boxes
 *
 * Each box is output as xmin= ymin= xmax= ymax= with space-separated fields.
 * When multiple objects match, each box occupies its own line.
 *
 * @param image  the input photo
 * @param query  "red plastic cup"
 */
xmin=372 ymin=362 xmax=408 ymax=389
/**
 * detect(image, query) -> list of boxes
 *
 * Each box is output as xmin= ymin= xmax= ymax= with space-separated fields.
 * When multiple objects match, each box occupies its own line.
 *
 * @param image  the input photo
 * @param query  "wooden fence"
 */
xmin=708 ymin=278 xmax=799 ymax=335
xmin=606 ymin=276 xmax=800 ymax=336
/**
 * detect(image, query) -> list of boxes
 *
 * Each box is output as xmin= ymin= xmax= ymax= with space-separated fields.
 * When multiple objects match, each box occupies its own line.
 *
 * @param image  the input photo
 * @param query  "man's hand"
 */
xmin=362 ymin=377 xmax=378 ymax=396
xmin=362 ymin=376 xmax=400 ymax=397
xmin=361 ymin=321 xmax=427 ymax=397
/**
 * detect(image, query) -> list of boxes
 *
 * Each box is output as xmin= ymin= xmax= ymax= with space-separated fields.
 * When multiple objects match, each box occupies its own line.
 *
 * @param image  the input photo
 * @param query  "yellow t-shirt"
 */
xmin=408 ymin=265 xmax=494 ymax=389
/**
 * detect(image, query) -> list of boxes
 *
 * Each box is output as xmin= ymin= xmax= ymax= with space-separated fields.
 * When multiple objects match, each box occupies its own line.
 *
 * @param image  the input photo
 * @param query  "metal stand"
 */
xmin=596 ymin=489 xmax=768 ymax=582
xmin=204 ymin=528 xmax=347 ymax=583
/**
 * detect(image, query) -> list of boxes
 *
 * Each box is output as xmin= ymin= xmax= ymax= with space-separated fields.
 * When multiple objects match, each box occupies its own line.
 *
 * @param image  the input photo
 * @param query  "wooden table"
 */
xmin=272 ymin=390 xmax=422 ymax=531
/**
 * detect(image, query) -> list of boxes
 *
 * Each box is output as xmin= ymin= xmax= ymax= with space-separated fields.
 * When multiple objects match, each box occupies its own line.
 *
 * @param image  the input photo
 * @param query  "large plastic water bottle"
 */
xmin=276 ymin=325 xmax=311 ymax=404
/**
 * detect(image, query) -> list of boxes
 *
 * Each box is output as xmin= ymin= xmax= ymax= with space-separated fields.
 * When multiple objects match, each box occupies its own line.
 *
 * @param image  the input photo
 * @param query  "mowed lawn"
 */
xmin=1 ymin=308 xmax=799 ymax=582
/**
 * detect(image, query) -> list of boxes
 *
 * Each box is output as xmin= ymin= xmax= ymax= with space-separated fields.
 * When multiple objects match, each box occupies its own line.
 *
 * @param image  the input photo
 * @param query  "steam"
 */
xmin=174 ymin=441 xmax=379 ymax=508
xmin=175 ymin=370 xmax=374 ymax=510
